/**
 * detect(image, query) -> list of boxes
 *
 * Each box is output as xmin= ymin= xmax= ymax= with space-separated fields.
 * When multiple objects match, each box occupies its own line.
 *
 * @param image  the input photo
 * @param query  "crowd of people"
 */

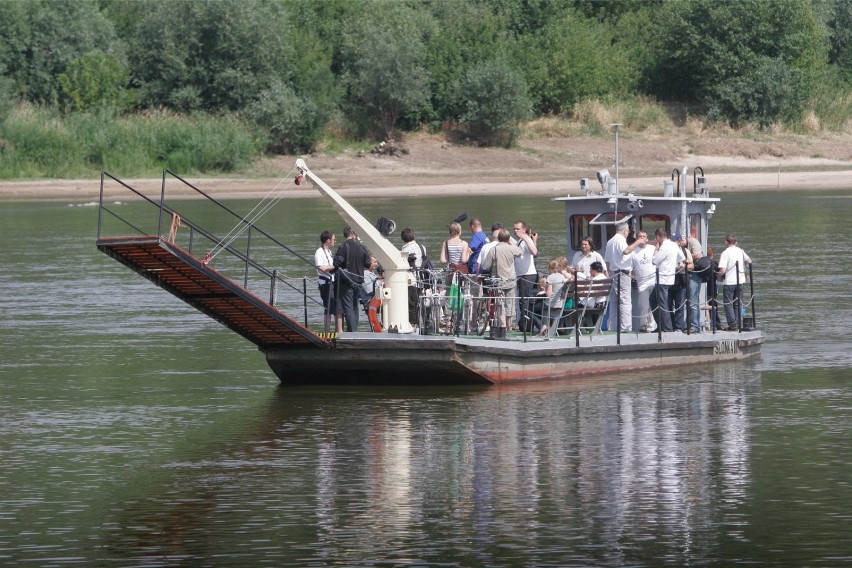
xmin=313 ymin=218 xmax=753 ymax=336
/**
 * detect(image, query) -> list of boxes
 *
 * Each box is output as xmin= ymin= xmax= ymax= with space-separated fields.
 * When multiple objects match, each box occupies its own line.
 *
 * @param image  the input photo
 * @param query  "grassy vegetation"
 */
xmin=0 ymin=104 xmax=264 ymax=179
xmin=2 ymin=94 xmax=852 ymax=181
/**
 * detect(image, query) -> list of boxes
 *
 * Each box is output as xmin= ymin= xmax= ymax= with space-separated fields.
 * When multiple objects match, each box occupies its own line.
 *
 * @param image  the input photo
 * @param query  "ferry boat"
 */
xmin=96 ymin=154 xmax=763 ymax=385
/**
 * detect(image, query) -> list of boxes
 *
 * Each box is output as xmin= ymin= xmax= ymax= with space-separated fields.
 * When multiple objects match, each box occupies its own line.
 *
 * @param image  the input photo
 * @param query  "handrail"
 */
xmin=97 ymin=171 xmax=328 ymax=328
xmin=99 ymin=170 xmax=315 ymax=281
xmin=163 ymin=170 xmax=313 ymax=266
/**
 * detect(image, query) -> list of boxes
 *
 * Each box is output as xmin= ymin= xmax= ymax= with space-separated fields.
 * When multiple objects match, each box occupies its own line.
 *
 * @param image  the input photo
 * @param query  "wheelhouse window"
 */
xmin=569 ymin=215 xmax=596 ymax=251
xmin=639 ymin=214 xmax=670 ymax=238
xmin=689 ymin=213 xmax=702 ymax=241
xmin=589 ymin=212 xmax=634 ymax=243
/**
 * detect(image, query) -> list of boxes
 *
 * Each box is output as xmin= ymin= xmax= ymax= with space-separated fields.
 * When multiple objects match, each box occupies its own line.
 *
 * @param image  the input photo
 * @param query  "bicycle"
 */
xmin=472 ymin=277 xmax=506 ymax=336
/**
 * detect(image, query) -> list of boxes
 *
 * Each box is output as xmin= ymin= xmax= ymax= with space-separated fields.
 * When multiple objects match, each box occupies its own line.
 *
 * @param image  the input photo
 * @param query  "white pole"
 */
xmin=611 ymin=123 xmax=622 ymax=194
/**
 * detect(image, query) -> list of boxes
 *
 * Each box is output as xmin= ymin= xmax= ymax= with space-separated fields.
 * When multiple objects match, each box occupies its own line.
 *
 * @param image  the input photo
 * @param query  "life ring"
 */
xmin=366 ymin=297 xmax=383 ymax=332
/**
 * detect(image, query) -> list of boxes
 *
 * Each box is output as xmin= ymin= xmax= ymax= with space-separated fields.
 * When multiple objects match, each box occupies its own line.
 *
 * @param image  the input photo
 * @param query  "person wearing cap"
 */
xmin=651 ymin=227 xmax=685 ymax=332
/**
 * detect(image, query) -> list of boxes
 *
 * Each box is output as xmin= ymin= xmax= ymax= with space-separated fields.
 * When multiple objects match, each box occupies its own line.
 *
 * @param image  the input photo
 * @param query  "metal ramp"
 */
xmin=96 ymin=171 xmax=330 ymax=351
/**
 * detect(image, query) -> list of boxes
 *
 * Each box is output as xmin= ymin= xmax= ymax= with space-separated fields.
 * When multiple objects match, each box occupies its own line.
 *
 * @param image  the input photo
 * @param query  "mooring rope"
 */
xmin=205 ymin=166 xmax=298 ymax=263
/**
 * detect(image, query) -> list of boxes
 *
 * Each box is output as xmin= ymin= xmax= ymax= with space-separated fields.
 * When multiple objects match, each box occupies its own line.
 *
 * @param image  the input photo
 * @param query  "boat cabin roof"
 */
xmin=553 ymin=180 xmax=721 ymax=256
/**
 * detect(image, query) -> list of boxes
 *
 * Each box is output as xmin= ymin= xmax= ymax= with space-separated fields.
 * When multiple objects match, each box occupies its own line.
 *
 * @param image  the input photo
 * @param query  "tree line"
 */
xmin=1 ymin=0 xmax=850 ymax=172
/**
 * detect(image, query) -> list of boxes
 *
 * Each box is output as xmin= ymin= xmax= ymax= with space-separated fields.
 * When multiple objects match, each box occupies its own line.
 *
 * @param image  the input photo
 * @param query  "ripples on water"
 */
xmin=1 ymin=193 xmax=851 ymax=566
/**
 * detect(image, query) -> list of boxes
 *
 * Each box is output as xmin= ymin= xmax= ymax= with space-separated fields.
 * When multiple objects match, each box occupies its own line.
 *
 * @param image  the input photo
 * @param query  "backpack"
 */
xmin=694 ymin=255 xmax=713 ymax=284
xmin=419 ymin=244 xmax=434 ymax=271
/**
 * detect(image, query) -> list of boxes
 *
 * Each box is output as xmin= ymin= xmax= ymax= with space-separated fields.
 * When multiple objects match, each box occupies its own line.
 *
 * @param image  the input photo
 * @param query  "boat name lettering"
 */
xmin=715 ymin=340 xmax=738 ymax=355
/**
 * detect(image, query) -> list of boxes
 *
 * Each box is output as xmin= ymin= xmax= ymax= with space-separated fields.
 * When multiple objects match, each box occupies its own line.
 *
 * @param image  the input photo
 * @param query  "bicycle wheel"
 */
xmin=473 ymin=297 xmax=491 ymax=336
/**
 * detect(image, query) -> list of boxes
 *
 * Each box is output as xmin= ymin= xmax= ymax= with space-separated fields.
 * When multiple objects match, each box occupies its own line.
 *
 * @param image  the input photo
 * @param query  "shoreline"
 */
xmin=3 ymin=130 xmax=852 ymax=201
xmin=2 ymin=168 xmax=851 ymax=202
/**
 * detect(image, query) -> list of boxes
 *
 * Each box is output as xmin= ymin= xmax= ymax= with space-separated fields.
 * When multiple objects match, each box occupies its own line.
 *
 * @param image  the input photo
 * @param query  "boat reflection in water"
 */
xmin=102 ymin=363 xmax=755 ymax=564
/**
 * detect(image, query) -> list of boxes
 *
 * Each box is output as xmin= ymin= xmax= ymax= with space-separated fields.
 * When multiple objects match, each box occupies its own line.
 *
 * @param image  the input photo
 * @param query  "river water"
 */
xmin=1 ymin=188 xmax=850 ymax=566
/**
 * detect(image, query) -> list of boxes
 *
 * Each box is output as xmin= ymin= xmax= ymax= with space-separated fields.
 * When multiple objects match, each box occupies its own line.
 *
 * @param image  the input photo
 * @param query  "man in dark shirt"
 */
xmin=333 ymin=226 xmax=369 ymax=332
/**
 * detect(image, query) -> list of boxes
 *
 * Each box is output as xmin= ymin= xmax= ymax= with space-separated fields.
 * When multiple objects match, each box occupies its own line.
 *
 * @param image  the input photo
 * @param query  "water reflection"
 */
xmin=87 ymin=366 xmax=762 ymax=565
xmin=3 ymin=193 xmax=852 ymax=565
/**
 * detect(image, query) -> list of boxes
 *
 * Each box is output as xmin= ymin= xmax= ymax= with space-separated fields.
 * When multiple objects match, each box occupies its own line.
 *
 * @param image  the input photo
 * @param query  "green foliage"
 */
xmin=517 ymin=9 xmax=639 ymax=114
xmin=0 ymin=0 xmax=124 ymax=105
xmin=823 ymin=0 xmax=852 ymax=77
xmin=0 ymin=67 xmax=14 ymax=123
xmin=340 ymin=2 xmax=435 ymax=139
xmin=0 ymin=104 xmax=263 ymax=178
xmin=708 ymin=57 xmax=802 ymax=127
xmin=455 ymin=57 xmax=533 ymax=147
xmin=0 ymin=0 xmax=849 ymax=176
xmin=128 ymin=0 xmax=296 ymax=112
xmin=803 ymin=66 xmax=852 ymax=132
xmin=246 ymin=79 xmax=322 ymax=154
xmin=0 ymin=105 xmax=85 ymax=177
xmin=57 ymin=53 xmax=132 ymax=113
xmin=424 ymin=2 xmax=509 ymax=122
xmin=647 ymin=0 xmax=828 ymax=126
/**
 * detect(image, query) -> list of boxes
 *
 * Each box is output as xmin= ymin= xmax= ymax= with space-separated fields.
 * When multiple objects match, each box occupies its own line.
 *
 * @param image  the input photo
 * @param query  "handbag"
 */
xmin=450 ymin=262 xmax=469 ymax=274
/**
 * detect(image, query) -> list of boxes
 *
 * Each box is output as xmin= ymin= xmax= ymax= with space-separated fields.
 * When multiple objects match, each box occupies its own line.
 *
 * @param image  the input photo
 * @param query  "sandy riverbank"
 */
xmin=3 ymin=134 xmax=851 ymax=201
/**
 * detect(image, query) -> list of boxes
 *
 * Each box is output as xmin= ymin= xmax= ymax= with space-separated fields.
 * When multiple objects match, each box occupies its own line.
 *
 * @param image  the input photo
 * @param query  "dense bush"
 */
xmin=58 ymin=53 xmax=133 ymax=113
xmin=246 ymin=80 xmax=323 ymax=154
xmin=647 ymin=0 xmax=827 ymax=127
xmin=455 ymin=57 xmax=533 ymax=146
xmin=339 ymin=4 xmax=435 ymax=139
xmin=516 ymin=9 xmax=639 ymax=114
xmin=125 ymin=0 xmax=306 ymax=113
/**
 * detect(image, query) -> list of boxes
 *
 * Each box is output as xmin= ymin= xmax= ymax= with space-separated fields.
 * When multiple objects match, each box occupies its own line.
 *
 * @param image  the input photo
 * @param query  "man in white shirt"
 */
xmin=631 ymin=230 xmax=657 ymax=332
xmin=605 ymin=222 xmax=641 ymax=332
xmin=651 ymin=227 xmax=685 ymax=332
xmin=716 ymin=233 xmax=752 ymax=330
xmin=512 ymin=220 xmax=538 ymax=330
xmin=314 ymin=230 xmax=337 ymax=331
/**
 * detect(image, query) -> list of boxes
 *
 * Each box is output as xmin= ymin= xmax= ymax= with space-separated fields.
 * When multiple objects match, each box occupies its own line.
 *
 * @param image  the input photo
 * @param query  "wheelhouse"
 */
xmin=554 ymin=168 xmax=719 ymax=255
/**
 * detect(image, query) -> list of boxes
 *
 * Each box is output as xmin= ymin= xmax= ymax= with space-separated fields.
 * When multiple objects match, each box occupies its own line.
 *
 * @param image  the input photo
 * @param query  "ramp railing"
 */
xmin=97 ymin=171 xmax=326 ymax=328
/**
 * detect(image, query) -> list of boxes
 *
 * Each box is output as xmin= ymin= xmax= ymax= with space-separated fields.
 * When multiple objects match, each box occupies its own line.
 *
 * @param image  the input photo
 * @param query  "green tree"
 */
xmin=340 ymin=2 xmax=435 ymax=139
xmin=823 ymin=0 xmax=852 ymax=78
xmin=0 ymin=0 xmax=124 ymax=105
xmin=455 ymin=57 xmax=532 ymax=147
xmin=128 ymin=0 xmax=296 ymax=112
xmin=246 ymin=79 xmax=321 ymax=154
xmin=57 ymin=52 xmax=131 ymax=113
xmin=709 ymin=56 xmax=800 ymax=126
xmin=517 ymin=9 xmax=639 ymax=114
xmin=425 ymin=1 xmax=509 ymax=123
xmin=0 ymin=66 xmax=14 ymax=124
xmin=647 ymin=0 xmax=828 ymax=125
